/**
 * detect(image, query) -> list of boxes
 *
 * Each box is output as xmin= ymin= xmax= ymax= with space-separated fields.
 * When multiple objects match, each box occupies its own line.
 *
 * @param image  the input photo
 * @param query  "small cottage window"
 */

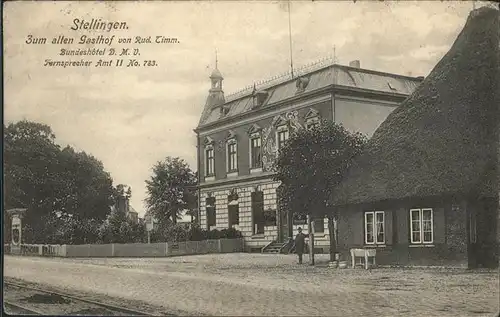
xmin=365 ymin=211 xmax=385 ymax=244
xmin=410 ymin=208 xmax=433 ymax=244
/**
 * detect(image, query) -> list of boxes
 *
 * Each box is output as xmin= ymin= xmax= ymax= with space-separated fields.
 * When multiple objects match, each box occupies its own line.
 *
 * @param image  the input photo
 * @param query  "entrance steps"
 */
xmin=261 ymin=241 xmax=292 ymax=254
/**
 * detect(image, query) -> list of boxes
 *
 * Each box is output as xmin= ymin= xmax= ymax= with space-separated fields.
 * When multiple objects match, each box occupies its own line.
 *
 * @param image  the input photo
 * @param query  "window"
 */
xmin=205 ymin=148 xmax=214 ymax=176
xmin=206 ymin=197 xmax=216 ymax=229
xmin=250 ymin=135 xmax=262 ymax=169
xmin=227 ymin=141 xmax=237 ymax=172
xmin=228 ymin=192 xmax=239 ymax=227
xmin=365 ymin=211 xmax=385 ymax=244
xmin=314 ymin=218 xmax=325 ymax=233
xmin=228 ymin=205 xmax=239 ymax=226
xmin=251 ymin=191 xmax=265 ymax=235
xmin=277 ymin=128 xmax=289 ymax=150
xmin=263 ymin=208 xmax=277 ymax=226
xmin=410 ymin=208 xmax=433 ymax=244
xmin=306 ymin=118 xmax=320 ymax=130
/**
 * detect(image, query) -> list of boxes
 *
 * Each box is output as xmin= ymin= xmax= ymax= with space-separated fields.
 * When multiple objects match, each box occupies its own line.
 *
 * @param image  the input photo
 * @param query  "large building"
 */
xmin=194 ymin=58 xmax=423 ymax=252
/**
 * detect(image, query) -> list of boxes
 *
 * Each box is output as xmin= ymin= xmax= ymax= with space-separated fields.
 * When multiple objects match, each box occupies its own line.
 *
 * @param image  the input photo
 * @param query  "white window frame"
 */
xmin=249 ymin=132 xmax=263 ymax=173
xmin=276 ymin=125 xmax=289 ymax=151
xmin=410 ymin=208 xmax=433 ymax=244
xmin=364 ymin=211 xmax=385 ymax=245
xmin=305 ymin=117 xmax=320 ymax=130
xmin=205 ymin=146 xmax=215 ymax=179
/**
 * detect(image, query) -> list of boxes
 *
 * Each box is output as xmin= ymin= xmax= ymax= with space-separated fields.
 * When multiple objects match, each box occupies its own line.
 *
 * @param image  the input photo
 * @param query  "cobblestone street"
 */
xmin=4 ymin=254 xmax=499 ymax=316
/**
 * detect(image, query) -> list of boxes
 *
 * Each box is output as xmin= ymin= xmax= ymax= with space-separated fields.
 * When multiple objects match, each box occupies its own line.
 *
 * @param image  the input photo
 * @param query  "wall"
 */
xmin=334 ymin=96 xmax=398 ymax=138
xmin=10 ymin=239 xmax=244 ymax=258
xmin=335 ymin=198 xmax=470 ymax=268
xmin=199 ymin=179 xmax=333 ymax=252
xmin=200 ymin=180 xmax=280 ymax=250
xmin=198 ymin=99 xmax=333 ymax=183
xmin=469 ymin=197 xmax=498 ymax=268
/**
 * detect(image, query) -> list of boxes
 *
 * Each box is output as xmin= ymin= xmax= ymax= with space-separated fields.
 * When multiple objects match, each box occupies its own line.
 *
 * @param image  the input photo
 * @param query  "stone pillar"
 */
xmin=7 ymin=208 xmax=27 ymax=255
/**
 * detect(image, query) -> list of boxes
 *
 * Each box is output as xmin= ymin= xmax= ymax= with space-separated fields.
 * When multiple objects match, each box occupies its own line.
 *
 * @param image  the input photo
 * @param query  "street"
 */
xmin=4 ymin=254 xmax=499 ymax=316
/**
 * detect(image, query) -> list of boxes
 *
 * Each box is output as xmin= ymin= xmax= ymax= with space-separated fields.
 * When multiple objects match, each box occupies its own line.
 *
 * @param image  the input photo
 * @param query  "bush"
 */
xmin=155 ymin=223 xmax=242 ymax=242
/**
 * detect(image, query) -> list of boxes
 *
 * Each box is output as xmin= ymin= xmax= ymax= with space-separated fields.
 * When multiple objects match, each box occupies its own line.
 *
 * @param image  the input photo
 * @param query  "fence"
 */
xmin=5 ymin=238 xmax=244 ymax=258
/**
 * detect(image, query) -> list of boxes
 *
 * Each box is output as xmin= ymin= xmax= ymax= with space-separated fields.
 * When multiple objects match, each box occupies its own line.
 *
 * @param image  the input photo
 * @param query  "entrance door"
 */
xmin=279 ymin=208 xmax=289 ymax=242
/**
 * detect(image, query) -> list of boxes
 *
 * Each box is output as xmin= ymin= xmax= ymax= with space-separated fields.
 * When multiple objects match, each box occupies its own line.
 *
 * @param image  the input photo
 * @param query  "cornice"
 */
xmin=198 ymin=172 xmax=276 ymax=189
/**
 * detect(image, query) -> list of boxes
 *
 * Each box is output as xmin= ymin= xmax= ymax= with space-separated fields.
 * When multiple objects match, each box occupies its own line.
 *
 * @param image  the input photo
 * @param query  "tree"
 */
xmin=57 ymin=146 xmax=115 ymax=221
xmin=4 ymin=120 xmax=115 ymax=243
xmin=273 ymin=120 xmax=367 ymax=263
xmin=144 ymin=157 xmax=197 ymax=230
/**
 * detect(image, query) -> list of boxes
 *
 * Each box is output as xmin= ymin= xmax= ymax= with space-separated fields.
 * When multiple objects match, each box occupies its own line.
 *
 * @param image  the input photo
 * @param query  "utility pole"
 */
xmin=287 ymin=0 xmax=294 ymax=78
xmin=307 ymin=215 xmax=315 ymax=265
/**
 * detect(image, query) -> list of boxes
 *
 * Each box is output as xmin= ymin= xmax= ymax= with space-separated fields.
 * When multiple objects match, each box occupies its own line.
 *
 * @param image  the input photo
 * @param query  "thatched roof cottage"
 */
xmin=330 ymin=7 xmax=499 ymax=268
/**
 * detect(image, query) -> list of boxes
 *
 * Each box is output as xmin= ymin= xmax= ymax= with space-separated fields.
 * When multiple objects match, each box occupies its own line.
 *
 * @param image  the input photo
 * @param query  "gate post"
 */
xmin=7 ymin=208 xmax=27 ymax=255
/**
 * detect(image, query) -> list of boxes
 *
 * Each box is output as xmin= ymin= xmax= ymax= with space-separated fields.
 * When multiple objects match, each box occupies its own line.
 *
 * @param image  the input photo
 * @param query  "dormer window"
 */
xmin=252 ymin=90 xmax=269 ymax=109
xmin=226 ymin=130 xmax=238 ymax=177
xmin=220 ymin=105 xmax=230 ymax=117
xmin=305 ymin=108 xmax=321 ymax=130
xmin=296 ymin=76 xmax=310 ymax=93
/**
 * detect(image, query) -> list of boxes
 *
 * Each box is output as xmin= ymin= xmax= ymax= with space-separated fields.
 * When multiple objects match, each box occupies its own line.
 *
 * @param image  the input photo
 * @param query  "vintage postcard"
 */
xmin=3 ymin=1 xmax=499 ymax=316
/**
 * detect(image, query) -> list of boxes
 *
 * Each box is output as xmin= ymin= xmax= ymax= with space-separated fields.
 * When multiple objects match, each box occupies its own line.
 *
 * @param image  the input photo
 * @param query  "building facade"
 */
xmin=194 ymin=59 xmax=423 ymax=252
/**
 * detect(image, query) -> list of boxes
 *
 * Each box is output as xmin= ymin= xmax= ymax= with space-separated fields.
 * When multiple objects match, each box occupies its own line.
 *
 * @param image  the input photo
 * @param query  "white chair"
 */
xmin=350 ymin=248 xmax=377 ymax=269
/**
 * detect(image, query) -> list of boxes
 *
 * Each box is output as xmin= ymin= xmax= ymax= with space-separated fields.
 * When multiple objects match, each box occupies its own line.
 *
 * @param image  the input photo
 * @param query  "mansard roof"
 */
xmin=197 ymin=63 xmax=423 ymax=128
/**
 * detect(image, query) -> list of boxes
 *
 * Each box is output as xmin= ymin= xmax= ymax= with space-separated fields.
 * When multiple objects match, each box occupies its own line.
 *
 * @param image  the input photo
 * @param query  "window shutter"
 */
xmin=352 ymin=211 xmax=364 ymax=246
xmin=385 ymin=210 xmax=393 ymax=245
xmin=433 ymin=207 xmax=446 ymax=244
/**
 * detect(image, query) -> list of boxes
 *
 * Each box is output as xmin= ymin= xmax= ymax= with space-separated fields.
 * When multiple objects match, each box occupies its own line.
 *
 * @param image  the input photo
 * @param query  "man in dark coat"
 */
xmin=294 ymin=227 xmax=307 ymax=264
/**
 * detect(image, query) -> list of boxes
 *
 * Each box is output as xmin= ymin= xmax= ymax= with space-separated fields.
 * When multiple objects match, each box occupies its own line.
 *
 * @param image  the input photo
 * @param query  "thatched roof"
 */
xmin=330 ymin=7 xmax=499 ymax=206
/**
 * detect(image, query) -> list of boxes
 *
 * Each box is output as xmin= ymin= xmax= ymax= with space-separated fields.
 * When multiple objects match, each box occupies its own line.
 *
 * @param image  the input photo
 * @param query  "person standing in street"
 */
xmin=293 ymin=227 xmax=307 ymax=264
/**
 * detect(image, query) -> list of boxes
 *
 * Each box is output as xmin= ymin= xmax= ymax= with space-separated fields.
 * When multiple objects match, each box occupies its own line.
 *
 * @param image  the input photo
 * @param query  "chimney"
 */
xmin=349 ymin=60 xmax=361 ymax=68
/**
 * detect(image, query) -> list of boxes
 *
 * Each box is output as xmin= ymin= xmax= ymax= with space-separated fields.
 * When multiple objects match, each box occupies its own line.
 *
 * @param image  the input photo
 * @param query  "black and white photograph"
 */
xmin=3 ymin=1 xmax=500 ymax=316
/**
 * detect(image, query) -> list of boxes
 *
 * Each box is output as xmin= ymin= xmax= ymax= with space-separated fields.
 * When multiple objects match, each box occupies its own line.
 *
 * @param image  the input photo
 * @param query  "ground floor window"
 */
xmin=252 ymin=191 xmax=265 ymax=234
xmin=313 ymin=217 xmax=325 ymax=233
xmin=410 ymin=208 xmax=433 ymax=244
xmin=264 ymin=208 xmax=277 ymax=226
xmin=206 ymin=197 xmax=216 ymax=229
xmin=365 ymin=211 xmax=384 ymax=244
xmin=227 ymin=192 xmax=239 ymax=227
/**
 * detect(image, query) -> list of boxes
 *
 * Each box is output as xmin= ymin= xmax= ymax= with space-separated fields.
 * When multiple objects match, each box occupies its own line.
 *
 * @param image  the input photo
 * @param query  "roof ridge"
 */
xmin=226 ymin=55 xmax=336 ymax=101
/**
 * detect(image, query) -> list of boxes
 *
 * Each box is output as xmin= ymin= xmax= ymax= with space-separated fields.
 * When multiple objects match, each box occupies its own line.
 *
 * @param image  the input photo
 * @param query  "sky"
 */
xmin=3 ymin=1 xmax=489 ymax=217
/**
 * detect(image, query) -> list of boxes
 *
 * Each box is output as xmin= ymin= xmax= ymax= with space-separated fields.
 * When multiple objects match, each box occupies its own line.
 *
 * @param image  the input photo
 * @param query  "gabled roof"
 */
xmin=197 ymin=63 xmax=423 ymax=127
xmin=330 ymin=7 xmax=499 ymax=206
